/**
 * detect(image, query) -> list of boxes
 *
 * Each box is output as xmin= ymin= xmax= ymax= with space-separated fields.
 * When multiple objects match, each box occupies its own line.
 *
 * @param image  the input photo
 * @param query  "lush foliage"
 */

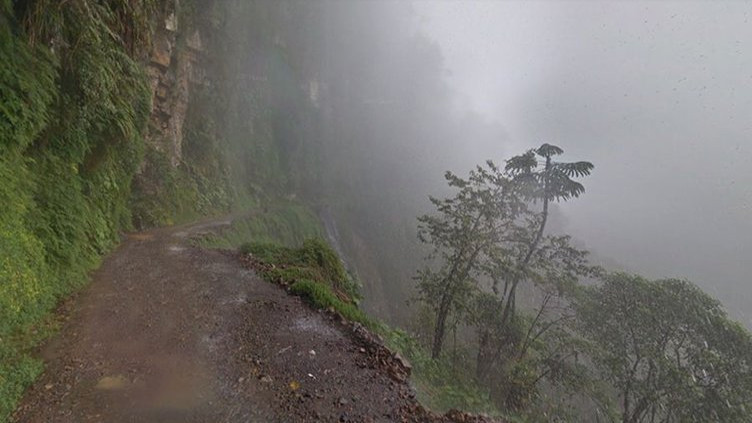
xmin=576 ymin=273 xmax=752 ymax=422
xmin=413 ymin=145 xmax=752 ymax=421
xmin=415 ymin=145 xmax=597 ymax=414
xmin=385 ymin=329 xmax=500 ymax=416
xmin=415 ymin=161 xmax=526 ymax=358
xmin=0 ymin=1 xmax=357 ymax=418
xmin=0 ymin=1 xmax=153 ymax=419
xmin=289 ymin=280 xmax=372 ymax=328
xmin=5 ymin=2 xmax=752 ymax=421
xmin=241 ymin=239 xmax=361 ymax=307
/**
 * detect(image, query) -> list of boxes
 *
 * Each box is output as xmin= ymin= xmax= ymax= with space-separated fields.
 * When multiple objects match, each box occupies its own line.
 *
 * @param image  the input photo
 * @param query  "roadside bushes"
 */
xmin=0 ymin=1 xmax=151 ymax=419
xmin=241 ymin=238 xmax=360 ymax=305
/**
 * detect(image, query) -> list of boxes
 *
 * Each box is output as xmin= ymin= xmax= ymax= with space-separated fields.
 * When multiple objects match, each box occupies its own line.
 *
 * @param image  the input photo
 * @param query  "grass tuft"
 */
xmin=289 ymin=280 xmax=374 ymax=328
xmin=241 ymin=238 xmax=361 ymax=304
xmin=241 ymin=238 xmax=373 ymax=330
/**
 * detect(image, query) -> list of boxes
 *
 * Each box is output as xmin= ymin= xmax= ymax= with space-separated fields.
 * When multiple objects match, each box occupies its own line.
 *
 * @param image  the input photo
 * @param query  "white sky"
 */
xmin=414 ymin=0 xmax=752 ymax=323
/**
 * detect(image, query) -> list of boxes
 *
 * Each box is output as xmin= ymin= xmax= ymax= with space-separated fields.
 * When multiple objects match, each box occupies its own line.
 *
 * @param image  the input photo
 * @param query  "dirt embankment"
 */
xmin=13 ymin=218 xmax=502 ymax=423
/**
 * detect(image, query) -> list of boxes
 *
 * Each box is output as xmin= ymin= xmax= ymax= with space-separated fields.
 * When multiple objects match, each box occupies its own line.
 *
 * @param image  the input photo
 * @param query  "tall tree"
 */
xmin=416 ymin=161 xmax=524 ymax=359
xmin=497 ymin=143 xmax=593 ymax=329
xmin=417 ymin=144 xmax=593 ymax=365
xmin=469 ymin=144 xmax=595 ymax=410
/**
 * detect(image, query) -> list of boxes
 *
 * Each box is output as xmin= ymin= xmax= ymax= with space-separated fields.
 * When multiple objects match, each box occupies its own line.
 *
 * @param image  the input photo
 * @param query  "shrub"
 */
xmin=241 ymin=238 xmax=360 ymax=303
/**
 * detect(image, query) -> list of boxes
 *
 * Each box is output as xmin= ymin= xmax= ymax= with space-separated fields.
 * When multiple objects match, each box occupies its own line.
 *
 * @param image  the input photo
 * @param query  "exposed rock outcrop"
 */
xmin=144 ymin=0 xmax=208 ymax=168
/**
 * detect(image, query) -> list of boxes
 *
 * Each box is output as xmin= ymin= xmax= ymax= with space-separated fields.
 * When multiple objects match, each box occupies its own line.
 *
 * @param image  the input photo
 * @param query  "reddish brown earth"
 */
xmin=13 ymin=218 xmax=501 ymax=423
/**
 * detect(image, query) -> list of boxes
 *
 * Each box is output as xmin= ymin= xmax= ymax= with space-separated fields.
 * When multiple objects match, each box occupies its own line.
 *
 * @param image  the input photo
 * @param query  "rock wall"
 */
xmin=129 ymin=1 xmax=229 ymax=228
xmin=144 ymin=1 xmax=208 ymax=168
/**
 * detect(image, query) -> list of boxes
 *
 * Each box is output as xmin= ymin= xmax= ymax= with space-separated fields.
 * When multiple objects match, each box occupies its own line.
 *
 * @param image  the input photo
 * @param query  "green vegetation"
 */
xmin=575 ymin=273 xmax=752 ymax=421
xmin=201 ymin=202 xmax=323 ymax=249
xmin=416 ymin=145 xmax=597 ymax=415
xmin=242 ymin=237 xmax=503 ymax=415
xmin=414 ymin=148 xmax=752 ymax=421
xmin=131 ymin=84 xmax=233 ymax=229
xmin=0 ymin=2 xmax=332 ymax=418
xmin=384 ymin=329 xmax=500 ymax=416
xmin=289 ymin=281 xmax=371 ymax=328
xmin=241 ymin=239 xmax=360 ymax=305
xmin=4 ymin=2 xmax=749 ymax=421
xmin=0 ymin=1 xmax=154 ymax=419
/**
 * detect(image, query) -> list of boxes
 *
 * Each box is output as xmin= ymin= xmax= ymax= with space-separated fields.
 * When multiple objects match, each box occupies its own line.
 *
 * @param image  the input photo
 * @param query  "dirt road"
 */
xmin=13 ymin=218 xmax=495 ymax=422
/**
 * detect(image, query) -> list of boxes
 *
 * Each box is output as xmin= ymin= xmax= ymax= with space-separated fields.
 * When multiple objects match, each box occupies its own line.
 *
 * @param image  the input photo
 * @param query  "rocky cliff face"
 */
xmin=129 ymin=1 xmax=231 ymax=228
xmin=145 ymin=1 xmax=208 ymax=168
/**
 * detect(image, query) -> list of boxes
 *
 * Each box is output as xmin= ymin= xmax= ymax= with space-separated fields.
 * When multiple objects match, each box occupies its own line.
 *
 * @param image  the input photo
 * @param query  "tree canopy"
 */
xmin=575 ymin=273 xmax=752 ymax=422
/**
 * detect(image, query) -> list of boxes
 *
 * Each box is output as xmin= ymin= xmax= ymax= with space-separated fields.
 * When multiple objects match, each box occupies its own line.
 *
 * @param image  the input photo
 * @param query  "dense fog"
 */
xmin=415 ymin=0 xmax=752 ymax=324
xmin=5 ymin=1 xmax=752 ymax=420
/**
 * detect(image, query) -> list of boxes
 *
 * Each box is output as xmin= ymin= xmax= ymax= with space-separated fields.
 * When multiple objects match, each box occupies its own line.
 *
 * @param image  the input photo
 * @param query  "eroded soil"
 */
xmin=13 ymin=218 xmax=499 ymax=423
